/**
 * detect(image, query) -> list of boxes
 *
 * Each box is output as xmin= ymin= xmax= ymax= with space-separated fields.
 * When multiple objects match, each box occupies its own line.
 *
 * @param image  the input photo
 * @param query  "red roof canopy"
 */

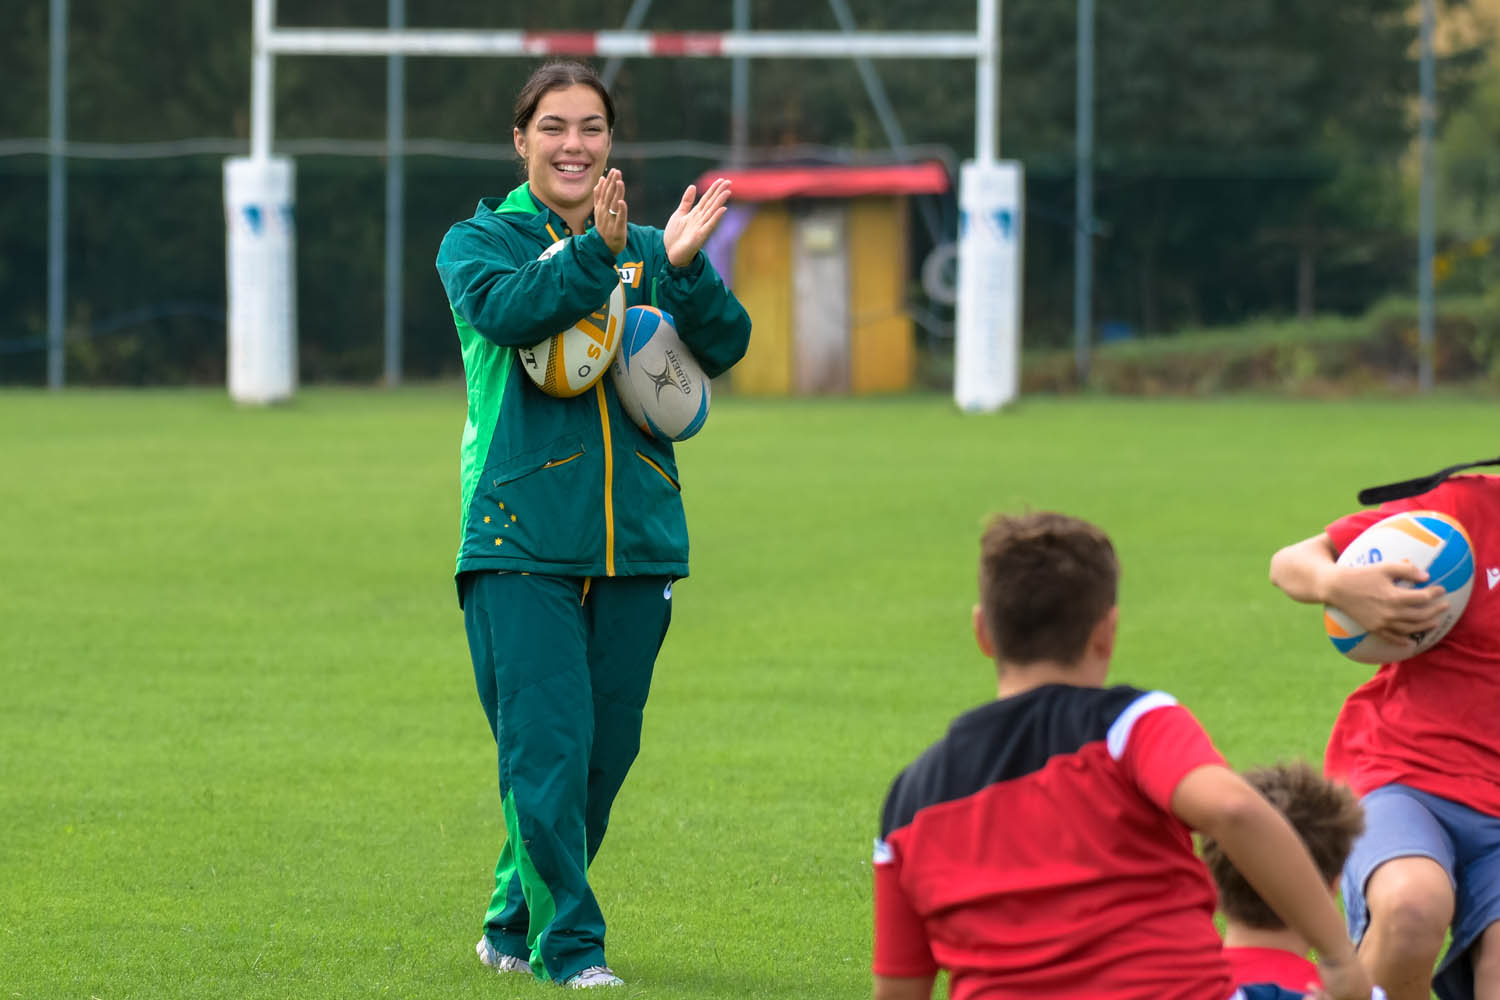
xmin=695 ymin=162 xmax=949 ymax=202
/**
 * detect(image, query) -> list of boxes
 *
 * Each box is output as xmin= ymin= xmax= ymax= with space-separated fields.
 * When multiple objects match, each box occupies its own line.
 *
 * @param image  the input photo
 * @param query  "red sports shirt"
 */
xmin=1324 ymin=476 xmax=1500 ymax=817
xmin=873 ymin=684 xmax=1235 ymax=1000
xmin=1223 ymin=946 xmax=1319 ymax=992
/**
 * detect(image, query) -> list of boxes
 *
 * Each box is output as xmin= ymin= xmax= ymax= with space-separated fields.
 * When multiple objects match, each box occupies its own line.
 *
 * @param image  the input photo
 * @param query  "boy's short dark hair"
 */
xmin=979 ymin=512 xmax=1119 ymax=666
xmin=1201 ymin=761 xmax=1365 ymax=929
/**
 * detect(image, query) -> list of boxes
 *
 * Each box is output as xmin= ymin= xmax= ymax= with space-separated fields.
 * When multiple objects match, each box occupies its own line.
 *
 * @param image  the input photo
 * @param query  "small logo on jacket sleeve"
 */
xmin=873 ymin=838 xmax=893 ymax=864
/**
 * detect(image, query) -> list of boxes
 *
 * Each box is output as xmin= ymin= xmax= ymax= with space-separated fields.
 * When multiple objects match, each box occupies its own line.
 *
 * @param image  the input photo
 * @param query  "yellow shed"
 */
xmin=695 ymin=162 xmax=950 ymax=396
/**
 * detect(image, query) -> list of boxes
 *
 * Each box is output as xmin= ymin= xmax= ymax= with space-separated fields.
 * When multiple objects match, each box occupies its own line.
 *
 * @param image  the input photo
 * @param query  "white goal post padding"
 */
xmin=955 ymin=160 xmax=1023 ymax=412
xmin=225 ymin=156 xmax=297 ymax=404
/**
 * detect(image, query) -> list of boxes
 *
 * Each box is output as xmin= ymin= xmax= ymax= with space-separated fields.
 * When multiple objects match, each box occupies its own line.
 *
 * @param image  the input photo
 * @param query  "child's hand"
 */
xmin=1311 ymin=953 xmax=1376 ymax=1000
xmin=1324 ymin=560 xmax=1448 ymax=647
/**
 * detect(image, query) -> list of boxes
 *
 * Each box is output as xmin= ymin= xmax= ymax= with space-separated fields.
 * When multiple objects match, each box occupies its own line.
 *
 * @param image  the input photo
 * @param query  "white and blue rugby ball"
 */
xmin=517 ymin=239 xmax=624 ymax=398
xmin=1324 ymin=509 xmax=1474 ymax=664
xmin=610 ymin=306 xmax=711 ymax=441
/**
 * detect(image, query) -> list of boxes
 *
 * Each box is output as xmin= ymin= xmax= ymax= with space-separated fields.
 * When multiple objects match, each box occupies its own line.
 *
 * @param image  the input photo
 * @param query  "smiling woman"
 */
xmin=432 ymin=60 xmax=752 ymax=992
xmin=512 ymin=66 xmax=620 ymax=234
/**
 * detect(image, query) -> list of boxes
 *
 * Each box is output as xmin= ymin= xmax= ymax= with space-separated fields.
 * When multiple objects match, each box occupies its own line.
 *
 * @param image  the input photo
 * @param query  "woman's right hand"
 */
xmin=594 ymin=168 xmax=628 ymax=255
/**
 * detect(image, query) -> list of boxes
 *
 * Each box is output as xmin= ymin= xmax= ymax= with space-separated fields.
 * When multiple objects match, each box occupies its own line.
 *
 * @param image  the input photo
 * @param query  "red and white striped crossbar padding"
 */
xmin=263 ymin=29 xmax=983 ymax=59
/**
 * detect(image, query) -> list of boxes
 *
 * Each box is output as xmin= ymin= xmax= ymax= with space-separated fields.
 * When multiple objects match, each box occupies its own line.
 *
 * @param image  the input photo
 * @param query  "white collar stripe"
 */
xmin=1106 ymin=690 xmax=1179 ymax=760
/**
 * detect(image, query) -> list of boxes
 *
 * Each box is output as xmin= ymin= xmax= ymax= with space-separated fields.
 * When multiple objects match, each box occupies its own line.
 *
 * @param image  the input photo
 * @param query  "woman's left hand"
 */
xmin=664 ymin=177 xmax=732 ymax=268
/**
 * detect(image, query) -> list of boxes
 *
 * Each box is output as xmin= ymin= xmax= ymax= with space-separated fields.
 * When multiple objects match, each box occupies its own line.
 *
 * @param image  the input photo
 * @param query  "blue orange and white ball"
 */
xmin=1324 ymin=510 xmax=1474 ymax=664
xmin=610 ymin=306 xmax=711 ymax=441
xmin=517 ymin=239 xmax=624 ymax=398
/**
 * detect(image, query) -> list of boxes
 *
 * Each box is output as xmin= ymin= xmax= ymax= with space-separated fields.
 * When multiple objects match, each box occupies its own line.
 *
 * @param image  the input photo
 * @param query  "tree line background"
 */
xmin=1 ymin=0 xmax=1495 ymax=385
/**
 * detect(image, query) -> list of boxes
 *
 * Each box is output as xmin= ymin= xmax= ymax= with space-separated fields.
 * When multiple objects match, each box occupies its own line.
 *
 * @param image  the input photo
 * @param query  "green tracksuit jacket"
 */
xmin=436 ymin=183 xmax=752 ymax=589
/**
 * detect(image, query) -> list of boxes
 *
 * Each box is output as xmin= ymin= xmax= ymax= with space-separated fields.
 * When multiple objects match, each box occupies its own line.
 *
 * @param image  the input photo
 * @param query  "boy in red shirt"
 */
xmin=873 ymin=511 xmax=1372 ymax=1000
xmin=1270 ymin=474 xmax=1500 ymax=1000
xmin=1201 ymin=761 xmax=1367 ymax=994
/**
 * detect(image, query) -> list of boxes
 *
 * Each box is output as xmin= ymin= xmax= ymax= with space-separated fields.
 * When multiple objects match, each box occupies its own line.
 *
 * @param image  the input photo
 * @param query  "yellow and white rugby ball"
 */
xmin=517 ymin=239 xmax=625 ymax=398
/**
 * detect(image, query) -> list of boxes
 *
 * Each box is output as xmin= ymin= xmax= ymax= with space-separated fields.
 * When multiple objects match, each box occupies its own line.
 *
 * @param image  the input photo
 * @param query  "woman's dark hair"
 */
xmin=513 ymin=61 xmax=616 ymax=132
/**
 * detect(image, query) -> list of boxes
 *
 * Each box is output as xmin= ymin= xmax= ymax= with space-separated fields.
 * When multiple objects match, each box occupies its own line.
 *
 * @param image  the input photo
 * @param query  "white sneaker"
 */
xmin=475 ymin=937 xmax=531 ymax=975
xmin=566 ymin=965 xmax=624 ymax=989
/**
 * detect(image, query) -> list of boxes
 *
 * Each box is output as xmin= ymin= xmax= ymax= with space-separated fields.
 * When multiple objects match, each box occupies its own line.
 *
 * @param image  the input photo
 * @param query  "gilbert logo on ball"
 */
xmin=1324 ymin=510 xmax=1474 ymax=664
xmin=517 ymin=239 xmax=624 ymax=398
xmin=610 ymin=306 xmax=711 ymax=441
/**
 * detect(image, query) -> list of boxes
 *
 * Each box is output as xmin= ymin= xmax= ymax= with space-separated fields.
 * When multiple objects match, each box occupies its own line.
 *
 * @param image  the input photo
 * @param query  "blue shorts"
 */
xmin=1236 ymin=986 xmax=1306 ymax=1000
xmin=1342 ymin=784 xmax=1500 ymax=1000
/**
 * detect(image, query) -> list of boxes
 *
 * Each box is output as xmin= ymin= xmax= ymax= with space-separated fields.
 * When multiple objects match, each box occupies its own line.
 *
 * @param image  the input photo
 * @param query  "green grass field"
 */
xmin=3 ymin=387 xmax=1494 ymax=999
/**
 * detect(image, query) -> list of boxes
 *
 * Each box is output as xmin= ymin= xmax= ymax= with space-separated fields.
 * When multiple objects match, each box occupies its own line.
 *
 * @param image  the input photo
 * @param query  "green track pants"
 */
xmin=462 ymin=571 xmax=672 ymax=983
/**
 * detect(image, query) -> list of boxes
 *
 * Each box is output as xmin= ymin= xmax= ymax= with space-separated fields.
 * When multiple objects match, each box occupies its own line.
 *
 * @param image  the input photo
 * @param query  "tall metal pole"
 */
xmin=1418 ymin=0 xmax=1435 ymax=393
xmin=1073 ymin=0 xmax=1094 ymax=386
xmin=384 ymin=0 xmax=405 ymax=386
xmin=731 ymin=0 xmax=750 ymax=166
xmin=826 ymin=0 xmax=943 ymax=243
xmin=974 ymin=0 xmax=998 ymax=162
xmin=600 ymin=0 xmax=658 ymax=89
xmin=827 ymin=0 xmax=910 ymax=154
xmin=250 ymin=0 xmax=275 ymax=160
xmin=47 ymin=0 xmax=67 ymax=390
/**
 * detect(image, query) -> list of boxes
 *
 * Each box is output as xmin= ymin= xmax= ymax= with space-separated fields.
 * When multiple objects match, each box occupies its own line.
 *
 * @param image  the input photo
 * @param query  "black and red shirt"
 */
xmin=873 ymin=684 xmax=1235 ymax=1000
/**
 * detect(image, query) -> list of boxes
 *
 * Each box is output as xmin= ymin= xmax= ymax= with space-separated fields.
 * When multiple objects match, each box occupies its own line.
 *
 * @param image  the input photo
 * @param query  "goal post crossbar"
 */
xmin=250 ymin=1 xmax=1000 ymax=164
xmin=263 ymin=28 xmax=985 ymax=60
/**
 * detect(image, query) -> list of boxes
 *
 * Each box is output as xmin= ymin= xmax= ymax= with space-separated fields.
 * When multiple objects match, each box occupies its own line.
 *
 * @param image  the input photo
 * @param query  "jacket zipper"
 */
xmin=547 ymin=212 xmax=614 ymax=574
xmin=595 ymin=381 xmax=616 ymax=576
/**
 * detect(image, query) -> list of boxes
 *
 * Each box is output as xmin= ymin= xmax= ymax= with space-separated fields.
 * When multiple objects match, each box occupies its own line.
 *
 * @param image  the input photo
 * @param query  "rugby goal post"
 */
xmin=229 ymin=0 xmax=1020 ymax=411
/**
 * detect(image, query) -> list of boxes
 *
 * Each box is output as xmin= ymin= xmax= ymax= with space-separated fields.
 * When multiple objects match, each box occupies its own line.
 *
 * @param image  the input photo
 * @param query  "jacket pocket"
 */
xmin=473 ymin=432 xmax=600 ymax=565
xmin=635 ymin=450 xmax=680 ymax=491
xmin=485 ymin=433 xmax=587 ymax=487
xmin=611 ymin=442 xmax=687 ymax=565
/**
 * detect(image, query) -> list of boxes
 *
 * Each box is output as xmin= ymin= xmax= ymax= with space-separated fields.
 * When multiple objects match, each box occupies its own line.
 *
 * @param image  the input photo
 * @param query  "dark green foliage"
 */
xmin=1022 ymin=297 xmax=1500 ymax=394
xmin=0 ymin=164 xmax=48 ymax=384
xmin=0 ymin=0 xmax=1475 ymax=382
